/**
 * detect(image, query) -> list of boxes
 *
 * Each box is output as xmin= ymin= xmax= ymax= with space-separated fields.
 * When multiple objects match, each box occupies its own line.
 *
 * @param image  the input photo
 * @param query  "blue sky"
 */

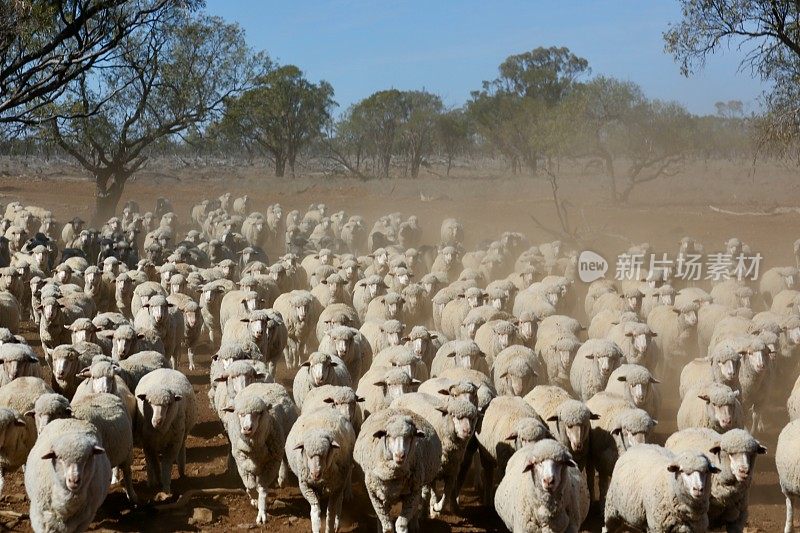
xmin=205 ymin=0 xmax=765 ymax=116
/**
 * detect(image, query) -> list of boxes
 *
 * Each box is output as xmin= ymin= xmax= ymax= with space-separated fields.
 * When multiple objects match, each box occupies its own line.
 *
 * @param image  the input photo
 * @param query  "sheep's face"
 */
xmin=295 ymin=303 xmax=308 ymax=323
xmin=452 ymin=352 xmax=474 ymax=369
xmin=526 ymin=459 xmax=566 ymax=494
xmin=788 ymin=326 xmax=800 ymax=345
xmin=85 ymin=271 xmax=100 ymax=290
xmin=557 ymin=349 xmax=575 ymax=375
xmin=627 ymin=382 xmax=650 ymax=407
xmin=625 ymin=295 xmax=643 ymax=312
xmin=718 ymin=358 xmax=740 ymax=381
xmin=247 ymin=318 xmax=267 ymax=341
xmin=333 ymin=336 xmax=352 ymax=359
xmin=518 ymin=320 xmax=536 ymax=341
xmin=235 ymin=407 xmax=269 ymax=437
xmin=326 ymin=281 xmax=345 ymax=303
xmin=659 ymin=291 xmax=673 ymax=305
xmin=462 ymin=320 xmax=483 ymax=340
xmin=383 ymin=433 xmax=413 ymax=465
xmin=726 ymin=451 xmax=754 ymax=482
xmin=42 ymin=442 xmax=105 ymax=493
xmin=490 ymin=296 xmax=506 ymax=311
xmin=495 ymin=331 xmax=513 ymax=350
xmin=501 ymin=371 xmax=529 ymax=397
xmin=374 ymin=252 xmax=388 ymax=267
xmin=160 ymin=270 xmax=172 ymax=286
xmin=564 ymin=424 xmax=588 ymax=453
xmin=146 ymin=301 xmax=170 ymax=326
xmin=466 ymin=293 xmax=483 ymax=308
xmin=2 ymin=357 xmax=33 ymax=381
xmin=703 ymin=398 xmax=734 ymax=429
xmin=90 ymin=373 xmax=116 ymax=394
xmin=52 ymin=354 xmax=78 ymax=382
xmin=113 ymin=336 xmax=134 ymax=360
xmin=42 ymin=300 xmax=61 ymax=321
xmin=411 ymin=336 xmax=430 ymax=358
xmin=384 ymin=330 xmax=402 ymax=347
xmin=184 ymin=309 xmax=198 ymax=329
xmin=32 ymin=250 xmax=47 ymax=268
xmin=590 ymin=353 xmax=619 ymax=378
xmin=56 ymin=269 xmax=72 ymax=284
xmin=115 ymin=279 xmax=133 ymax=300
xmin=450 ymin=414 xmax=473 ymax=441
xmin=384 ymin=300 xmax=402 ymax=320
xmin=71 ymin=328 xmax=93 ymax=344
xmin=324 ymin=397 xmax=357 ymax=422
xmin=546 ymin=290 xmax=560 ymax=307
xmin=138 ymin=393 xmax=182 ymax=430
xmin=228 ymin=373 xmax=257 ymax=397
xmin=308 ymin=360 xmax=333 ymax=386
xmin=739 ymin=295 xmax=751 ymax=308
xmin=679 ymin=309 xmax=698 ymax=327
xmin=746 ymin=348 xmax=767 ymax=374
xmin=675 ymin=468 xmax=710 ymax=500
xmin=628 ymin=332 xmax=651 ymax=356
xmin=297 ymin=441 xmax=336 ymax=482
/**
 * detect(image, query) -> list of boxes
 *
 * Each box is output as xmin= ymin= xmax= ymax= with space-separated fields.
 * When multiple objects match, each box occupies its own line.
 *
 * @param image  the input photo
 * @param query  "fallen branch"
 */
xmin=709 ymin=205 xmax=800 ymax=216
xmin=154 ymin=488 xmax=243 ymax=511
xmin=0 ymin=510 xmax=27 ymax=520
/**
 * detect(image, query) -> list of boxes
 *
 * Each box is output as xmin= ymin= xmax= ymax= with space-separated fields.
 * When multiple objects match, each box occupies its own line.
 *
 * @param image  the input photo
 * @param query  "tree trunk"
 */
xmin=380 ymin=153 xmax=391 ymax=178
xmin=94 ymin=172 xmax=127 ymax=223
xmin=410 ymin=154 xmax=422 ymax=178
xmin=446 ymin=154 xmax=453 ymax=177
xmin=275 ymin=155 xmax=286 ymax=177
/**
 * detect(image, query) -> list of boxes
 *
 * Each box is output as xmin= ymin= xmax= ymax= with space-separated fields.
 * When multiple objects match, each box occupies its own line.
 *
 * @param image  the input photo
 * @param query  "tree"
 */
xmin=48 ymin=11 xmax=257 ymax=220
xmin=467 ymin=46 xmax=590 ymax=174
xmin=215 ymin=65 xmax=335 ymax=177
xmin=665 ymin=1 xmax=800 ymax=154
xmin=400 ymin=90 xmax=443 ymax=178
xmin=435 ymin=109 xmax=471 ymax=176
xmin=0 ymin=0 xmax=194 ymax=127
xmin=347 ymin=90 xmax=407 ymax=178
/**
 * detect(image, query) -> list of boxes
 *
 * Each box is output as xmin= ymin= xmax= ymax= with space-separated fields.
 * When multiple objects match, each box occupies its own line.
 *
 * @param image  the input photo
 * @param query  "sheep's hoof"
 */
xmin=188 ymin=363 xmax=196 ymax=371
xmin=250 ymin=498 xmax=258 ymax=508
xmin=255 ymin=510 xmax=268 ymax=524
xmin=153 ymin=491 xmax=171 ymax=503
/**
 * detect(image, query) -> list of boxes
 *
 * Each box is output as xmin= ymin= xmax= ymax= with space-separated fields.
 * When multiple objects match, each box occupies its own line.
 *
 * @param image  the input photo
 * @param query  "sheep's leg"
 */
xmin=121 ymin=460 xmax=138 ymax=504
xmin=309 ymin=500 xmax=322 ymax=533
xmin=277 ymin=458 xmax=289 ymax=487
xmin=785 ymin=492 xmax=795 ymax=533
xmin=365 ymin=487 xmax=393 ymax=533
xmin=455 ymin=437 xmax=477 ymax=505
xmin=267 ymin=359 xmax=275 ymax=379
xmin=111 ymin=466 xmax=120 ymax=484
xmin=187 ymin=346 xmax=196 ymax=371
xmin=329 ymin=489 xmax=344 ymax=533
xmin=144 ymin=450 xmax=160 ymax=488
xmin=599 ymin=471 xmax=610 ymax=502
xmin=477 ymin=451 xmax=495 ymax=506
xmin=256 ymin=483 xmax=269 ymax=524
xmin=178 ymin=443 xmax=187 ymax=478
xmin=586 ymin=463 xmax=596 ymax=502
xmin=0 ymin=470 xmax=4 ymax=498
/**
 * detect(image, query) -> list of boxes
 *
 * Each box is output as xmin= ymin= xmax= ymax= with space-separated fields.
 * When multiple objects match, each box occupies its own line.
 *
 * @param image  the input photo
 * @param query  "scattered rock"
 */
xmin=189 ymin=507 xmax=213 ymax=526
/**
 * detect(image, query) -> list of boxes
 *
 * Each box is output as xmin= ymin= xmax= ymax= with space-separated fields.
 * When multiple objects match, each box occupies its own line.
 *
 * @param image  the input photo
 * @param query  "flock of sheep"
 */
xmin=1 ymin=192 xmax=800 ymax=532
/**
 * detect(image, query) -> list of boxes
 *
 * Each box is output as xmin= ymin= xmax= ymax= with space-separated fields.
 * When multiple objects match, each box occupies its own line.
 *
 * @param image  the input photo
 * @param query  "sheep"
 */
xmin=585 ymin=392 xmax=658 ymax=502
xmin=606 ymin=320 xmax=658 ymax=370
xmin=404 ymin=325 xmax=441 ymax=368
xmin=315 ymin=302 xmax=361 ymax=342
xmin=25 ymin=418 xmax=112 ymax=533
xmin=777 ymin=419 xmax=800 ymax=533
xmin=475 ymin=395 xmax=547 ymax=503
xmin=529 ymin=387 xmax=597 ymax=471
xmin=273 ymin=289 xmax=317 ymax=369
xmin=0 ymin=342 xmax=41 ymax=386
xmin=605 ymin=363 xmax=662 ymax=418
xmin=430 ymin=340 xmax=489 ymax=377
xmin=285 ymin=408 xmax=356 ymax=533
xmin=134 ymin=294 xmax=184 ymax=369
xmin=588 ymin=308 xmax=636 ymax=340
xmin=391 ymin=392 xmax=477 ymax=515
xmin=70 ymin=391 xmax=137 ymax=502
xmin=292 ymin=352 xmax=352 ymax=410
xmin=679 ymin=338 xmax=743 ymax=399
xmin=603 ymin=444 xmax=720 ymax=533
xmin=711 ymin=280 xmax=754 ymax=309
xmin=353 ymin=408 xmax=442 ymax=533
xmin=116 ymin=350 xmax=168 ymax=392
xmin=223 ymin=382 xmax=298 ymax=524
xmin=647 ymin=300 xmax=699 ymax=382
xmin=473 ymin=319 xmax=517 ymax=367
xmin=219 ymin=289 xmax=263 ymax=334
xmin=135 ymin=368 xmax=197 ymax=495
xmin=357 ymin=366 xmax=420 ymax=420
xmin=677 ymin=383 xmax=744 ymax=432
xmin=363 ymin=291 xmax=405 ymax=325
xmin=352 ymin=274 xmax=388 ymax=322
xmin=50 ymin=343 xmax=96 ymax=399
xmin=665 ymin=427 xmax=767 ymax=533
xmin=371 ymin=345 xmax=429 ymax=382
xmin=773 ymin=289 xmax=800 ymax=316
xmin=26 ymin=393 xmax=73 ymax=435
xmin=0 ymin=376 xmax=52 ymax=496
xmin=422 ymin=367 xmax=496 ymax=413
xmin=222 ymin=308 xmax=288 ymax=377
xmin=569 ymin=338 xmax=623 ymax=401
xmin=591 ymin=286 xmax=643 ymax=320
xmin=494 ymin=439 xmax=589 ymax=533
xmin=199 ymin=279 xmax=232 ymax=350
xmin=72 ymin=359 xmax=137 ymax=421
xmin=212 ymin=359 xmax=273 ymax=423
xmin=0 ymin=290 xmax=20 ymax=334
xmin=301 ymin=384 xmax=363 ymax=431
xmin=760 ymin=266 xmax=798 ymax=308
xmin=491 ymin=345 xmax=540 ymax=397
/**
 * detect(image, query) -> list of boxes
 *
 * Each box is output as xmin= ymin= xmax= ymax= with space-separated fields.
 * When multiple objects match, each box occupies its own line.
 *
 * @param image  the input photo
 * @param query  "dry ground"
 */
xmin=0 ymin=158 xmax=797 ymax=532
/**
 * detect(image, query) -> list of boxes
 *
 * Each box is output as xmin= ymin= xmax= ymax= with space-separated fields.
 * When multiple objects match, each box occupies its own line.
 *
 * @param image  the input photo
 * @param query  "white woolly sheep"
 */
xmin=569 ymin=338 xmax=623 ymax=401
xmin=356 ymin=366 xmax=420 ymax=420
xmin=301 ymin=384 xmax=363 ymax=432
xmin=25 ymin=418 xmax=112 ymax=533
xmin=494 ymin=439 xmax=589 ymax=533
xmin=134 ymin=294 xmax=184 ymax=369
xmin=711 ymin=280 xmax=754 ymax=309
xmin=0 ymin=342 xmax=41 ymax=386
xmin=273 ymin=289 xmax=318 ymax=369
xmin=285 ymin=408 xmax=355 ymax=533
xmin=50 ymin=343 xmax=96 ymax=399
xmin=586 ymin=391 xmax=658 ymax=502
xmin=603 ymin=444 xmax=720 ymax=533
xmin=665 ymin=427 xmax=766 ymax=533
xmin=679 ymin=338 xmax=743 ymax=399
xmin=318 ymin=325 xmax=366 ymax=380
xmin=135 ymin=368 xmax=197 ymax=494
xmin=491 ymin=345 xmax=540 ymax=397
xmin=760 ymin=266 xmax=798 ymax=308
xmin=223 ymin=382 xmax=298 ymax=524
xmin=72 ymin=359 xmax=137 ymax=421
xmin=677 ymin=383 xmax=744 ymax=432
xmin=292 ymin=352 xmax=352 ymax=410
xmin=222 ymin=308 xmax=288 ymax=377
xmin=606 ymin=320 xmax=658 ymax=370
xmin=353 ymin=408 xmax=442 ymax=533
xmin=430 ymin=340 xmax=490 ymax=377
xmin=647 ymin=300 xmax=699 ymax=381
xmin=605 ymin=363 xmax=662 ymax=418
xmin=777 ymin=419 xmax=800 ymax=533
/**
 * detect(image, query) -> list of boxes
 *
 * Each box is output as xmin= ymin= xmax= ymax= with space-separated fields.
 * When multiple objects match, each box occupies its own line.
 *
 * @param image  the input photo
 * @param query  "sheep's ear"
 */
xmin=411 ymin=379 xmax=422 ymax=387
xmin=504 ymin=432 xmax=518 ymax=441
xmin=672 ymin=308 xmax=681 ymax=314
xmin=430 ymin=333 xmax=438 ymax=339
xmin=563 ymin=458 xmax=578 ymax=469
xmin=401 ymin=336 xmax=410 ymax=342
xmin=546 ymin=415 xmax=559 ymax=423
xmin=331 ymin=440 xmax=341 ymax=449
xmin=666 ymin=463 xmax=681 ymax=473
xmin=435 ymin=405 xmax=449 ymax=416
xmin=222 ymin=406 xmax=234 ymax=413
xmin=213 ymin=375 xmax=228 ymax=382
xmin=24 ymin=409 xmax=35 ymax=418
xmin=649 ymin=377 xmax=660 ymax=384
xmin=92 ymin=445 xmax=105 ymax=455
xmin=709 ymin=445 xmax=721 ymax=456
xmin=372 ymin=430 xmax=387 ymax=439
xmin=584 ymin=354 xmax=595 ymax=359
xmin=589 ymin=413 xmax=601 ymax=420
xmin=414 ymin=429 xmax=426 ymax=438
xmin=13 ymin=416 xmax=26 ymax=427
xmin=437 ymin=388 xmax=450 ymax=396
xmin=624 ymin=331 xmax=633 ymax=337
xmin=41 ymin=450 xmax=56 ymax=460
xmin=522 ymin=461 xmax=536 ymax=473
xmin=293 ymin=443 xmax=304 ymax=451
xmin=323 ymin=397 xmax=335 ymax=404
xmin=757 ymin=444 xmax=767 ymax=455
xmin=708 ymin=464 xmax=721 ymax=474
xmin=733 ymin=389 xmax=741 ymax=398
xmin=301 ymin=361 xmax=312 ymax=368
xmin=137 ymin=393 xmax=147 ymax=402
xmin=173 ymin=395 xmax=182 ymax=402
xmin=76 ymin=367 xmax=91 ymax=378
xmin=330 ymin=361 xmax=338 ymax=367
xmin=650 ymin=332 xmax=658 ymax=337
xmin=373 ymin=380 xmax=387 ymax=388
xmin=617 ymin=376 xmax=627 ymax=382
xmin=611 ymin=427 xmax=622 ymax=436
xmin=355 ymin=395 xmax=365 ymax=403
xmin=697 ymin=394 xmax=710 ymax=403
xmin=445 ymin=352 xmax=456 ymax=358
xmin=255 ymin=373 xmax=266 ymax=380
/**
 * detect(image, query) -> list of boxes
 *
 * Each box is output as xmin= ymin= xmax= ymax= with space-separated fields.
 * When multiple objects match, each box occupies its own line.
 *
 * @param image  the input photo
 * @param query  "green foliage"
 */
xmin=213 ymin=65 xmax=335 ymax=177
